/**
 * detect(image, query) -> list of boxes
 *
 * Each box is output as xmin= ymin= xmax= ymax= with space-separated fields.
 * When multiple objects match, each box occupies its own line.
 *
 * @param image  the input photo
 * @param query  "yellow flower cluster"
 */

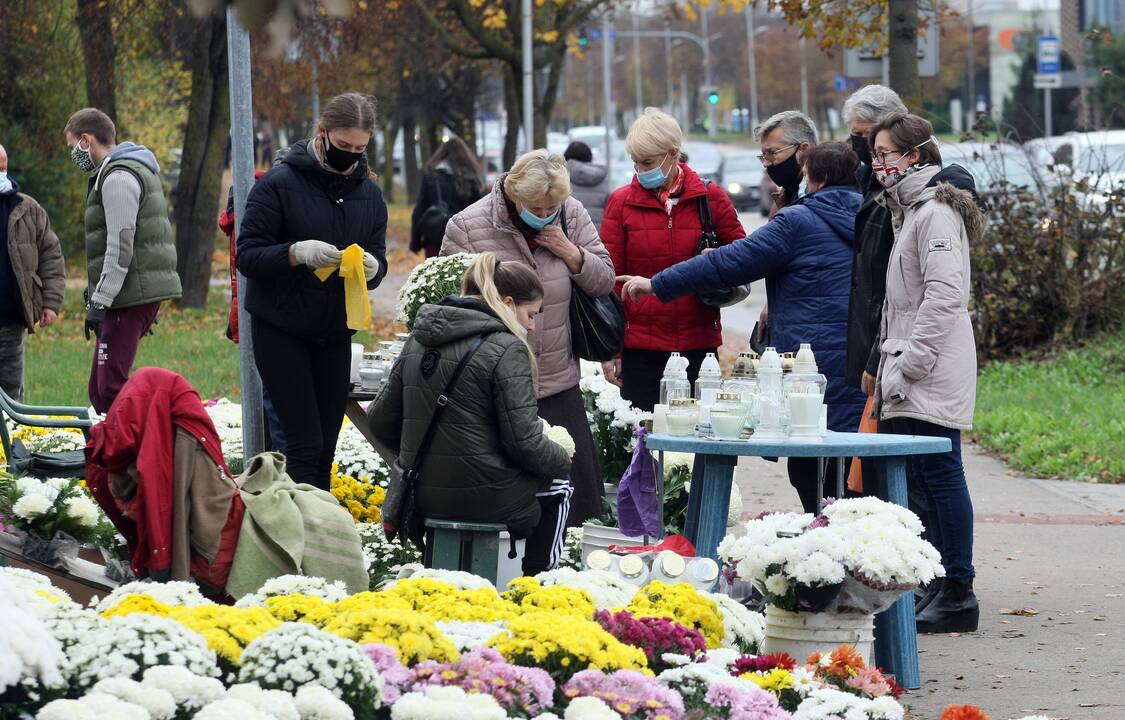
xmin=100 ymin=594 xmax=174 ymax=618
xmin=263 ymin=594 xmax=336 ymax=627
xmin=627 ymin=581 xmax=726 ymax=649
xmin=503 ymin=578 xmax=595 ymax=618
xmin=330 ymin=465 xmax=386 ymax=524
xmin=170 ymin=606 xmax=281 ymax=666
xmin=324 ymin=606 xmax=459 ymax=666
xmin=386 ymin=578 xmax=520 ymax=622
xmin=489 ymin=611 xmax=649 ymax=677
xmin=744 ymin=668 xmax=797 ymax=693
xmin=334 ymin=590 xmax=413 ymax=615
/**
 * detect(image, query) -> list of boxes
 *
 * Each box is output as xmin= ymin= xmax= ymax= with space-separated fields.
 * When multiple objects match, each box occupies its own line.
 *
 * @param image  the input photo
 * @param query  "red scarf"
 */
xmin=655 ymin=167 xmax=686 ymax=214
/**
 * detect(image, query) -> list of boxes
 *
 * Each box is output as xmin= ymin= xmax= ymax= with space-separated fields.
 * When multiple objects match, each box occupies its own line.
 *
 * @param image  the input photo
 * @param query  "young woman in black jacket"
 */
xmin=410 ymin=137 xmax=484 ymax=257
xmin=237 ymin=92 xmax=388 ymax=490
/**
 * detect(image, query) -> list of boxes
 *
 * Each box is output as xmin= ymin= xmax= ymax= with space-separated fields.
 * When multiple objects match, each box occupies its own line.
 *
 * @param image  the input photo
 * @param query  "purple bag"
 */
xmin=616 ymin=426 xmax=663 ymax=538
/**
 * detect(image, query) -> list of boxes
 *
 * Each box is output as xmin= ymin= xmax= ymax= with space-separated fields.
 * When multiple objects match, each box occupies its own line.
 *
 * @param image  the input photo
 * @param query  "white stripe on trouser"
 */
xmin=536 ymin=478 xmax=573 ymax=570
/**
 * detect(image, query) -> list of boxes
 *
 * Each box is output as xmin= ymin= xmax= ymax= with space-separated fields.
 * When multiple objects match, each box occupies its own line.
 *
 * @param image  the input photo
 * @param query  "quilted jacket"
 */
xmin=367 ymin=298 xmax=572 ymax=532
xmin=600 ymin=163 xmax=745 ymax=352
xmin=441 ymin=176 xmax=615 ymax=399
xmin=651 ymin=185 xmax=868 ymax=432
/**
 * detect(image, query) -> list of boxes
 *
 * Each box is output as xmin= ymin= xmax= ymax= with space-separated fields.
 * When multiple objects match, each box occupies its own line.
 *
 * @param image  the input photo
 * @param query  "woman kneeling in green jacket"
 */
xmin=368 ymin=252 xmax=573 ymax=575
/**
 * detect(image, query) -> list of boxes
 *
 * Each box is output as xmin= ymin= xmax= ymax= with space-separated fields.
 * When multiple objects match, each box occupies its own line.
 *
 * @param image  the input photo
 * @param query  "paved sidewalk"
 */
xmin=732 ymin=443 xmax=1125 ymax=720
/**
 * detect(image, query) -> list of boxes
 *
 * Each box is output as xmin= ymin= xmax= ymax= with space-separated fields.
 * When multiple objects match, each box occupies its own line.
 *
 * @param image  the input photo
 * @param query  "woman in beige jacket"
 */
xmin=441 ymin=149 xmax=616 ymax=525
xmin=870 ymin=113 xmax=985 ymax=635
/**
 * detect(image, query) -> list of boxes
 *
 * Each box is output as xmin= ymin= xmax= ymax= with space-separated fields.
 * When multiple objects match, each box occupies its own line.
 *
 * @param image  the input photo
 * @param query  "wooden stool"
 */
xmin=423 ymin=519 xmax=505 ymax=585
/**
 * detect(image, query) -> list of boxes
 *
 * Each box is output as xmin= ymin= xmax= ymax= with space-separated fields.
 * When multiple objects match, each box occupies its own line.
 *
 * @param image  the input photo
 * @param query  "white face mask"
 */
xmin=0 ymin=171 xmax=10 ymax=193
xmin=872 ymin=137 xmax=936 ymax=188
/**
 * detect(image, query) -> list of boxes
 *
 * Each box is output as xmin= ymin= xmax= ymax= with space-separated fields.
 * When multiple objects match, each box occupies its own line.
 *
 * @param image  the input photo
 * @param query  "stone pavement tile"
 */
xmin=732 ymin=441 xmax=1125 ymax=720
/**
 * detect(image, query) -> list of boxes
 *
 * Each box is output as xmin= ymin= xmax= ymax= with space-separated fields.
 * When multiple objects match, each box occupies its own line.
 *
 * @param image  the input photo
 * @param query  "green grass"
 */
xmin=973 ymin=328 xmax=1125 ymax=483
xmin=24 ymin=288 xmax=386 ymax=407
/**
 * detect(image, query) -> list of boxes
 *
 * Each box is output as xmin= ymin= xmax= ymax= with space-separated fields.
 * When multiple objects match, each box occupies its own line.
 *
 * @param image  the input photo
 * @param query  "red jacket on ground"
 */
xmin=219 ymin=171 xmax=266 ymax=343
xmin=86 ymin=367 xmax=242 ymax=593
xmin=601 ymin=163 xmax=746 ymax=352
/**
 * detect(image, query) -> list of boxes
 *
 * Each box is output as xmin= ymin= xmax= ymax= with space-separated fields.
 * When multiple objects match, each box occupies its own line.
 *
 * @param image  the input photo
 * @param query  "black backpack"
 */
xmin=416 ymin=173 xmax=453 ymax=249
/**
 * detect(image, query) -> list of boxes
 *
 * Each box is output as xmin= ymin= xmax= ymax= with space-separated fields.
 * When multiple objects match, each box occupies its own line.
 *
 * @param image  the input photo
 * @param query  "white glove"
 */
xmin=292 ymin=240 xmax=342 ymax=269
xmin=362 ymin=252 xmax=381 ymax=282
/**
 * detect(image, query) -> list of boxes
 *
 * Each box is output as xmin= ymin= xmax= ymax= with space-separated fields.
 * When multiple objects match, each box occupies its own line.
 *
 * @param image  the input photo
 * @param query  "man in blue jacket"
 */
xmin=618 ymin=142 xmax=869 ymax=513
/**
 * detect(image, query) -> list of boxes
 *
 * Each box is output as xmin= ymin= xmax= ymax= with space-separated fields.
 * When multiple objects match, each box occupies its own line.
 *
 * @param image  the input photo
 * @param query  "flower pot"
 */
xmin=761 ymin=605 xmax=875 ymax=666
xmin=581 ymin=523 xmax=644 ymax=566
xmin=496 ymin=531 xmax=526 ymax=588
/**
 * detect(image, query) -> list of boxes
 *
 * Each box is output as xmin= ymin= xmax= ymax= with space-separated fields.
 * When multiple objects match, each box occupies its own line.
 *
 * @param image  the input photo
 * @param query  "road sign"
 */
xmin=834 ymin=73 xmax=847 ymax=91
xmin=1038 ymin=34 xmax=1060 ymax=75
xmin=1034 ymin=73 xmax=1063 ymax=89
xmin=844 ymin=7 xmax=939 ymax=78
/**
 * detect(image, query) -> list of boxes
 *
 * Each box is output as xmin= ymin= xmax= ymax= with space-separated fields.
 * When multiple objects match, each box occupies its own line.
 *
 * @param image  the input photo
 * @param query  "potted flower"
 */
xmin=0 ymin=474 xmax=107 ymax=568
xmin=395 ymin=252 xmax=478 ymax=328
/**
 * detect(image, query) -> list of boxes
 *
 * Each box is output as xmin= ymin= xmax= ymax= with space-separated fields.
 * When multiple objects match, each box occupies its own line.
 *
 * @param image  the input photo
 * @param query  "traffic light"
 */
xmin=708 ymin=90 xmax=720 ymax=106
xmin=578 ymin=31 xmax=589 ymax=47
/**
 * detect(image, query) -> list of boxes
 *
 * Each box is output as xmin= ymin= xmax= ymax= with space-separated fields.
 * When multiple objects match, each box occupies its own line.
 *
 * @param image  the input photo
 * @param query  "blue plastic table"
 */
xmin=645 ymin=431 xmax=951 ymax=689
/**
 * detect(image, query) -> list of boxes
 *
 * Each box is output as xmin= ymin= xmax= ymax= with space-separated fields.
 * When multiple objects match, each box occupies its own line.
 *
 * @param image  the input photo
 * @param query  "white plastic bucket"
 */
xmin=581 ymin=523 xmax=644 ymax=565
xmin=761 ymin=605 xmax=875 ymax=665
xmin=496 ymin=531 xmax=526 ymax=589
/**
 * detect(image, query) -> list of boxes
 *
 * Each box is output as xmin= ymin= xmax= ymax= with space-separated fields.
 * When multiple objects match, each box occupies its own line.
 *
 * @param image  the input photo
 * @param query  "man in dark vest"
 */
xmin=64 ymin=108 xmax=181 ymax=413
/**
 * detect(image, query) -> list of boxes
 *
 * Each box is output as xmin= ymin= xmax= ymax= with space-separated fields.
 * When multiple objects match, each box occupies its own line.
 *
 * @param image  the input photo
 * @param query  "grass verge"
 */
xmin=972 ymin=328 xmax=1125 ymax=483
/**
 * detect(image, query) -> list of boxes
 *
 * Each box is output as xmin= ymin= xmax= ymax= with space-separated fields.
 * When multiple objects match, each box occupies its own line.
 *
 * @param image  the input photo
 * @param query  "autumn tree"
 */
xmin=76 ymin=0 xmax=119 ymax=120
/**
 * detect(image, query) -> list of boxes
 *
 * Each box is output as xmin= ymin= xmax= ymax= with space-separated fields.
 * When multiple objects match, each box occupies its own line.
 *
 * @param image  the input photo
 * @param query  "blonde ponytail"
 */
xmin=463 ymin=252 xmax=543 ymax=372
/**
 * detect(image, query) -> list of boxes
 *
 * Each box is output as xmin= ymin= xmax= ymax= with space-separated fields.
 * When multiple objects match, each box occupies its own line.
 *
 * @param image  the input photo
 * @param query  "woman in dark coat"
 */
xmin=369 ymin=253 xmax=573 ymax=574
xmin=411 ymin=137 xmax=484 ymax=258
xmin=618 ymin=142 xmax=869 ymax=513
xmin=237 ymin=92 xmax=387 ymax=491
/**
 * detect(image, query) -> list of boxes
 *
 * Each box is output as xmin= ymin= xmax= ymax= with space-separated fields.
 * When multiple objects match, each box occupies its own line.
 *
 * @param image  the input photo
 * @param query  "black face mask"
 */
xmin=323 ymin=133 xmax=364 ymax=172
xmin=850 ymin=133 xmax=872 ymax=166
xmin=766 ymin=152 xmax=802 ymax=194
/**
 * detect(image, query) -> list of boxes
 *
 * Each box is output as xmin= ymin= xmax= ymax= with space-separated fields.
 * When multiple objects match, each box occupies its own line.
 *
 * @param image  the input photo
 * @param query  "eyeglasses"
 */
xmin=757 ymin=143 xmax=798 ymax=163
xmin=872 ymin=149 xmax=910 ymax=165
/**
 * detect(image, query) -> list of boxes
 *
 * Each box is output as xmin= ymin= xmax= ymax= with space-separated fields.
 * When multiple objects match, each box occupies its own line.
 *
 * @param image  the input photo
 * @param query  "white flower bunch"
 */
xmin=39 ymin=602 xmax=106 ymax=683
xmin=558 ymin=527 xmax=583 ymax=570
xmin=659 ymin=649 xmax=761 ymax=696
xmin=355 ymin=522 xmax=422 ymax=588
xmin=225 ymin=683 xmax=302 ymax=720
xmin=821 ymin=497 xmax=923 ymax=534
xmin=395 ymin=253 xmax=478 ymax=326
xmin=13 ymin=492 xmax=52 ymax=519
xmin=36 ymin=694 xmax=149 ymax=720
xmin=792 ymin=686 xmax=904 ymax=720
xmin=706 ymin=592 xmax=766 ymax=653
xmin=391 ymin=685 xmax=507 ymax=720
xmin=0 ymin=574 xmax=64 ymax=694
xmin=533 ymin=568 xmax=636 ymax=609
xmin=194 ymin=699 xmax=276 ymax=720
xmin=15 ymin=428 xmax=86 ymax=454
xmin=238 ymin=623 xmax=384 ymax=711
xmin=90 ymin=677 xmax=178 ymax=720
xmin=294 ymin=684 xmax=355 ymax=720
xmin=66 ymin=614 xmax=220 ymax=692
xmin=0 ymin=567 xmax=66 ymax=598
xmin=141 ymin=665 xmax=225 ymax=711
xmin=335 ymin=421 xmax=391 ymax=485
xmin=435 ymin=620 xmax=507 ymax=651
xmin=541 ymin=419 xmax=576 ymax=459
xmin=62 ymin=495 xmax=100 ymax=528
xmin=204 ymin=399 xmax=247 ymax=468
xmin=561 ymin=696 xmax=625 ymax=720
xmin=837 ymin=516 xmax=944 ymax=587
xmin=390 ymin=567 xmax=497 ymax=592
xmin=235 ymin=575 xmax=350 ymax=607
xmin=95 ymin=580 xmax=215 ymax=612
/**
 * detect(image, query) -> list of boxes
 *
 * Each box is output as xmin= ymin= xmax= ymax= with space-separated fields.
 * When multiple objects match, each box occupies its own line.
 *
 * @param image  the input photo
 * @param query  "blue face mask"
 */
xmin=636 ymin=154 xmax=673 ymax=189
xmin=519 ymin=206 xmax=558 ymax=230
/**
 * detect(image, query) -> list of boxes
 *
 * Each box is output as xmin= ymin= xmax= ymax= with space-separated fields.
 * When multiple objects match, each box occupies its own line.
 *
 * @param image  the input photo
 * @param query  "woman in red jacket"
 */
xmin=601 ymin=107 xmax=745 ymax=411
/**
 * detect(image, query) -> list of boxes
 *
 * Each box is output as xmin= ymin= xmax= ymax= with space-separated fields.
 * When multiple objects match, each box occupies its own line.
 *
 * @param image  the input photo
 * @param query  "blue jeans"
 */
xmin=887 ymin=417 xmax=975 ymax=581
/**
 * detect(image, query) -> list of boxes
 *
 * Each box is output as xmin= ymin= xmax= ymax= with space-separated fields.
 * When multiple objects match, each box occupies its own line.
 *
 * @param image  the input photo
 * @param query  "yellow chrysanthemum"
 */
xmin=263 ymin=594 xmax=335 ymax=627
xmin=489 ymin=612 xmax=649 ymax=680
xmin=170 ymin=606 xmax=280 ymax=665
xmin=100 ymin=593 xmax=173 ymax=618
xmin=627 ymin=581 xmax=725 ymax=648
xmin=325 ymin=606 xmax=458 ymax=665
xmin=745 ymin=668 xmax=796 ymax=693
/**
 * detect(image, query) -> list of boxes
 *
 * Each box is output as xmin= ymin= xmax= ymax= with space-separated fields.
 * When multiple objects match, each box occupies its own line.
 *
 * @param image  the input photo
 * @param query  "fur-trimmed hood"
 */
xmin=933 ymin=181 xmax=986 ymax=246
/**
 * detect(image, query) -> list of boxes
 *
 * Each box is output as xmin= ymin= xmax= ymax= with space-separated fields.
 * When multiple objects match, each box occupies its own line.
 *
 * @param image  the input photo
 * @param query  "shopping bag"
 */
xmin=848 ymin=396 xmax=879 ymax=493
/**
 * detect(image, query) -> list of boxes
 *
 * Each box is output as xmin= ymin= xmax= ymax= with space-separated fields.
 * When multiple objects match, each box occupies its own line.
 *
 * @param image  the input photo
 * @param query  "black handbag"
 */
xmin=696 ymin=182 xmax=752 ymax=308
xmin=560 ymin=203 xmax=626 ymax=361
xmin=413 ymin=173 xmax=453 ymax=252
xmin=382 ymin=336 xmax=486 ymax=546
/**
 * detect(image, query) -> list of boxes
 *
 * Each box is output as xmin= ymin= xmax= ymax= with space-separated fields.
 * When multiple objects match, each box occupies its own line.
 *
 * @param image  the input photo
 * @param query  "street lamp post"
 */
xmin=745 ymin=6 xmax=760 ymax=131
xmin=701 ymin=6 xmax=716 ymax=137
xmin=522 ymin=0 xmax=533 ymax=152
xmin=602 ymin=12 xmax=614 ymax=178
xmin=632 ymin=9 xmax=643 ymax=116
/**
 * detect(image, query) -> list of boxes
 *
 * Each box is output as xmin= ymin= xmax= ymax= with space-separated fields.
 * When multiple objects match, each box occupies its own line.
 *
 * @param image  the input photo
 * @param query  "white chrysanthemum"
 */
xmin=435 ymin=621 xmax=506 ymax=652
xmin=64 ymin=495 xmax=102 ymax=528
xmin=227 ymin=683 xmax=300 ymax=720
xmin=95 ymin=581 xmax=214 ymax=612
xmin=563 ymin=696 xmax=624 ymax=720
xmin=72 ymin=692 xmax=151 ymax=720
xmin=36 ymin=699 xmax=97 ymax=720
xmin=542 ymin=420 xmax=577 ymax=459
xmin=13 ymin=492 xmax=52 ymax=519
xmin=92 ymin=677 xmax=177 ymax=720
xmin=194 ymin=698 xmax=276 ymax=720
xmin=763 ymin=573 xmax=789 ymax=596
xmin=0 ymin=574 xmax=65 ymax=693
xmin=533 ymin=568 xmax=636 ymax=609
xmin=391 ymin=685 xmax=507 ymax=720
xmin=235 ymin=575 xmax=349 ymax=608
xmin=389 ymin=568 xmax=496 ymax=592
xmin=789 ymin=552 xmax=846 ymax=586
xmin=294 ymin=684 xmax=354 ymax=720
xmin=707 ymin=592 xmax=765 ymax=652
xmin=141 ymin=665 xmax=225 ymax=709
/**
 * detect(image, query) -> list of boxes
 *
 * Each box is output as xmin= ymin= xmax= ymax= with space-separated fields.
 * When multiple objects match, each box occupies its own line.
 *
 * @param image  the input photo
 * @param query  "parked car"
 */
xmin=720 ymin=151 xmax=765 ymax=211
xmin=682 ymin=141 xmax=724 ymax=184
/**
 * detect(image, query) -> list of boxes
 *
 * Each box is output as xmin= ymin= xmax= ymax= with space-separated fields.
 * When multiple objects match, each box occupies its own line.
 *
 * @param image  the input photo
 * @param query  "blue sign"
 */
xmin=1038 ymin=34 xmax=1060 ymax=75
xmin=834 ymin=73 xmax=848 ymax=91
xmin=588 ymin=28 xmax=602 ymax=40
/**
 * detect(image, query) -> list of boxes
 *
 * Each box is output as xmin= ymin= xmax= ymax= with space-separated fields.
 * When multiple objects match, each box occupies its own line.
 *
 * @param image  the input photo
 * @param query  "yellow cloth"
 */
xmin=314 ymin=243 xmax=371 ymax=331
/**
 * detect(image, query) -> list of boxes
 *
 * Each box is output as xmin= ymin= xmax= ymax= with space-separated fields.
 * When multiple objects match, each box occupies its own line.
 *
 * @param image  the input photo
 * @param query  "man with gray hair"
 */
xmin=754 ymin=110 xmax=818 ymax=216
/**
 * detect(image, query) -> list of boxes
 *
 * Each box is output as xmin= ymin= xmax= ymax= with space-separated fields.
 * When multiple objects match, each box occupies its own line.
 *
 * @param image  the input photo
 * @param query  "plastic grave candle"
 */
xmin=784 ymin=344 xmax=828 ymax=441
xmin=710 ymin=392 xmax=748 ymax=440
xmin=755 ymin=347 xmax=787 ymax=440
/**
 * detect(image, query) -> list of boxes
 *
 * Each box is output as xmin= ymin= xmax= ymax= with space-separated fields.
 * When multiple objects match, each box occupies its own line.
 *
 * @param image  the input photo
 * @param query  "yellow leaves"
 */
xmin=535 ymin=30 xmax=560 ymax=43
xmin=482 ymin=6 xmax=509 ymax=30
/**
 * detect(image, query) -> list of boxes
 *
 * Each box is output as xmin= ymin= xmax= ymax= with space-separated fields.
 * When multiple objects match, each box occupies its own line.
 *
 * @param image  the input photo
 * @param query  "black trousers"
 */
xmin=787 ymin=456 xmax=856 ymax=514
xmin=620 ymin=347 xmax=716 ymax=413
xmin=520 ymin=478 xmax=573 ymax=576
xmin=251 ymin=318 xmax=351 ymax=491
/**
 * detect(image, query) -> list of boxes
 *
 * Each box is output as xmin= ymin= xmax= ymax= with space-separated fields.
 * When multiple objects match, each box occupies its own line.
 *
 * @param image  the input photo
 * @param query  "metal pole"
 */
xmin=966 ymin=0 xmax=975 ymax=131
xmin=602 ymin=12 xmax=615 ymax=178
xmin=309 ymin=0 xmax=320 ymax=126
xmin=226 ymin=6 xmax=265 ymax=461
xmin=1044 ymin=87 xmax=1053 ymax=137
xmin=800 ymin=36 xmax=809 ymax=116
xmin=745 ymin=6 xmax=760 ymax=130
xmin=701 ymin=6 xmax=716 ymax=137
xmin=522 ymin=0 xmax=534 ymax=152
xmin=664 ymin=19 xmax=674 ymax=113
xmin=631 ymin=7 xmax=643 ymax=116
